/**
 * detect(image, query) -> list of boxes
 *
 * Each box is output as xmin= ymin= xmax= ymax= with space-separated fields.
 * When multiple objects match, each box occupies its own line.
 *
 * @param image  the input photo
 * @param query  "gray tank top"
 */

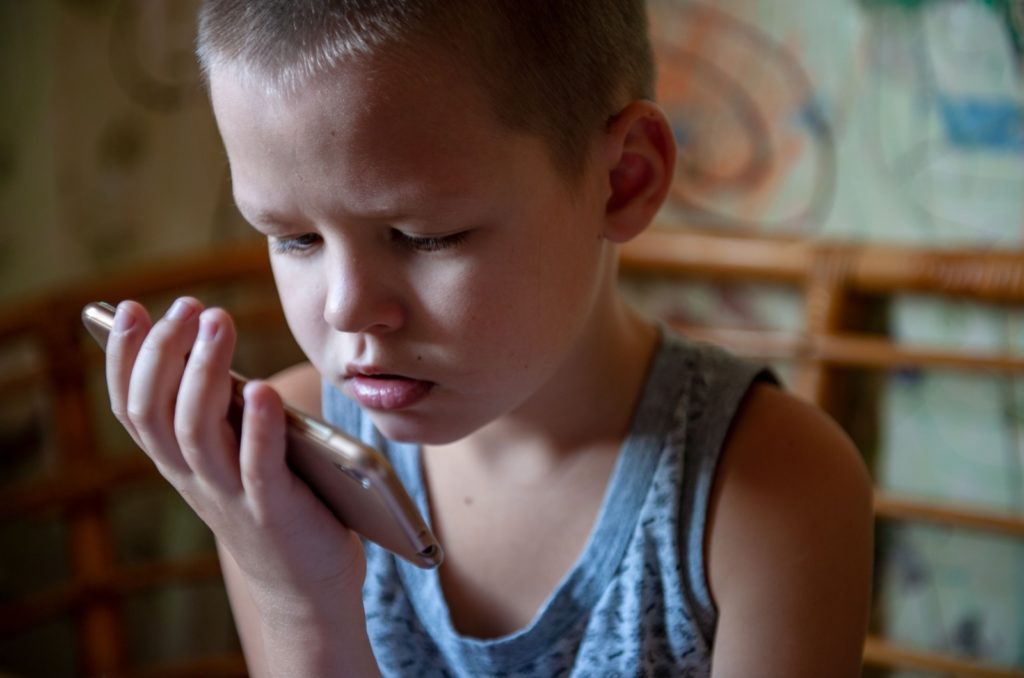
xmin=322 ymin=327 xmax=775 ymax=676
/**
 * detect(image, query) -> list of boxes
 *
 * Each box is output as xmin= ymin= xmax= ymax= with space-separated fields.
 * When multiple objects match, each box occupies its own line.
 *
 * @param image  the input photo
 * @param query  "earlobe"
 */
xmin=602 ymin=101 xmax=676 ymax=243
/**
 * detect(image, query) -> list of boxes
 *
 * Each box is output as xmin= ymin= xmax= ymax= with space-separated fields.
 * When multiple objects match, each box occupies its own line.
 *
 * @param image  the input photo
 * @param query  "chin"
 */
xmin=368 ymin=412 xmax=477 ymax=446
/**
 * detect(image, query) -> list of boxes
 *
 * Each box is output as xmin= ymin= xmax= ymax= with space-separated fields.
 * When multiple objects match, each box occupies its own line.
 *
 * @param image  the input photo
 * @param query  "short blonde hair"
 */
xmin=196 ymin=0 xmax=655 ymax=182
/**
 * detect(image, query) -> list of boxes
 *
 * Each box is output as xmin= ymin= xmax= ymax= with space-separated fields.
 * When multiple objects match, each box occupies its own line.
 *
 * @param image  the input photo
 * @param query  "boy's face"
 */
xmin=210 ymin=48 xmax=617 ymax=444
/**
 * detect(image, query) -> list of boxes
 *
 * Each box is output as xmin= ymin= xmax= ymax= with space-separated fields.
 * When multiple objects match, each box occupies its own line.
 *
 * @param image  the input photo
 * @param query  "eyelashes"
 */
xmin=389 ymin=229 xmax=469 ymax=252
xmin=269 ymin=229 xmax=470 ymax=256
xmin=270 ymin=233 xmax=322 ymax=255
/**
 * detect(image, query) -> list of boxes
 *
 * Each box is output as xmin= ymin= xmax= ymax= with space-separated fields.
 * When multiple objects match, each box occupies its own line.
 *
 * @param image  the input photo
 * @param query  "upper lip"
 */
xmin=344 ymin=364 xmax=415 ymax=379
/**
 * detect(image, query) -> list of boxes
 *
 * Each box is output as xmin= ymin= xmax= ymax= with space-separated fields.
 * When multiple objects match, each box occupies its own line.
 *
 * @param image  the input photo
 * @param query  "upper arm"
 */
xmin=219 ymin=361 xmax=322 ymax=677
xmin=706 ymin=384 xmax=874 ymax=678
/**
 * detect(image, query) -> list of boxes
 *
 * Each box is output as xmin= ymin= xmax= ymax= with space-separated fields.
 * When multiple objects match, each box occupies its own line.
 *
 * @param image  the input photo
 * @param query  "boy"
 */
xmin=104 ymin=1 xmax=873 ymax=675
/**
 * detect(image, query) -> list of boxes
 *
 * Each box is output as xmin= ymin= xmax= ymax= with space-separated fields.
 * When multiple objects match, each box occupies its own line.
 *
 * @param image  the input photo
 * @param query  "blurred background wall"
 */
xmin=0 ymin=0 xmax=250 ymax=307
xmin=1 ymin=0 xmax=1023 ymax=676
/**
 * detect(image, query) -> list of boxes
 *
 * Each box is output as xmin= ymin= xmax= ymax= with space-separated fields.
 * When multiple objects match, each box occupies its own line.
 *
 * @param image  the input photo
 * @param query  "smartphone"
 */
xmin=82 ymin=301 xmax=443 ymax=569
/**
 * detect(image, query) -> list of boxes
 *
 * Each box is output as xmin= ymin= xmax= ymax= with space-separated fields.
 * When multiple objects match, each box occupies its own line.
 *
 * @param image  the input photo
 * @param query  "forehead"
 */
xmin=209 ymin=48 xmax=548 ymax=221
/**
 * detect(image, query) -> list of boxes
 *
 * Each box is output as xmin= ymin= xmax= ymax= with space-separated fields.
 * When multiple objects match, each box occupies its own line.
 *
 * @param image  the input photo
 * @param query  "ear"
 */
xmin=601 ymin=100 xmax=676 ymax=243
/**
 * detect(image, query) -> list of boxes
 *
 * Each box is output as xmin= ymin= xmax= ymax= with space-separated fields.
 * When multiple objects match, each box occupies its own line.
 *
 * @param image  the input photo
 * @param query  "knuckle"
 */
xmin=174 ymin=417 xmax=205 ymax=450
xmin=105 ymin=320 xmax=133 ymax=356
xmin=240 ymin=463 xmax=263 ymax=490
xmin=186 ymin=344 xmax=221 ymax=375
xmin=137 ymin=328 xmax=176 ymax=360
xmin=140 ymin=314 xmax=192 ymax=357
xmin=240 ymin=457 xmax=270 ymax=494
xmin=173 ymin=481 xmax=209 ymax=518
xmin=110 ymin=402 xmax=129 ymax=423
xmin=125 ymin=402 xmax=160 ymax=434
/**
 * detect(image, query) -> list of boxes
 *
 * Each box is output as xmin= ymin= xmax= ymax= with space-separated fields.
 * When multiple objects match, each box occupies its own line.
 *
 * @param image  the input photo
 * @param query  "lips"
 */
xmin=345 ymin=371 xmax=434 ymax=411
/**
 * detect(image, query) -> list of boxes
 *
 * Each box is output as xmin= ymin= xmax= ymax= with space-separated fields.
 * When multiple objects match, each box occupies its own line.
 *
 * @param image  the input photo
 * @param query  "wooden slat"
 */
xmin=875 ymin=492 xmax=1024 ymax=539
xmin=846 ymin=245 xmax=1024 ymax=303
xmin=0 ymin=240 xmax=271 ymax=343
xmin=0 ymin=297 xmax=288 ymax=402
xmin=71 ymin=299 xmax=293 ymax=377
xmin=815 ymin=334 xmax=1024 ymax=373
xmin=620 ymin=228 xmax=812 ymax=283
xmin=800 ymin=253 xmax=851 ymax=407
xmin=39 ymin=309 xmax=124 ymax=675
xmin=0 ymin=555 xmax=223 ymax=636
xmin=864 ymin=634 xmax=1024 ymax=678
xmin=622 ymin=227 xmax=1024 ymax=302
xmin=669 ymin=324 xmax=1024 ymax=374
xmin=0 ymin=454 xmax=157 ymax=521
xmin=115 ymin=555 xmax=224 ymax=594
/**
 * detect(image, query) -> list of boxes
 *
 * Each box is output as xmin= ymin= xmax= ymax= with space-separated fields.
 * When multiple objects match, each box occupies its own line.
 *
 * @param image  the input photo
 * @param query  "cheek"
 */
xmin=426 ymin=235 xmax=590 ymax=349
xmin=525 ymin=213 xmax=603 ymax=310
xmin=408 ymin=258 xmax=492 ymax=338
xmin=271 ymin=262 xmax=327 ymax=355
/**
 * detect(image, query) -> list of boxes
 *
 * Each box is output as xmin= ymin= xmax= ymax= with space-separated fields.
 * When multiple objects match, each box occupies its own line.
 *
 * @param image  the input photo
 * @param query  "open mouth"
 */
xmin=347 ymin=374 xmax=434 ymax=410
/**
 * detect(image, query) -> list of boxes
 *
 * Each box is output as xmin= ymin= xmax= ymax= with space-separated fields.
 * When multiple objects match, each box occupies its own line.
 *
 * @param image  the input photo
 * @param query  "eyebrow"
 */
xmin=239 ymin=207 xmax=454 ymax=238
xmin=235 ymin=204 xmax=288 ymax=230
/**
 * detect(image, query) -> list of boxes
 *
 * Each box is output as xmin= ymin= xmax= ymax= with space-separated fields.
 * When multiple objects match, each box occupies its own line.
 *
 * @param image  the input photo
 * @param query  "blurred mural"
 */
xmin=1 ymin=0 xmax=1023 ymax=674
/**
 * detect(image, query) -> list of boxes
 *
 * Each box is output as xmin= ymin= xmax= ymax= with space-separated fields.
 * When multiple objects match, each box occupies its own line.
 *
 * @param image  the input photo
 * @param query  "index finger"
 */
xmin=105 ymin=300 xmax=153 ymax=450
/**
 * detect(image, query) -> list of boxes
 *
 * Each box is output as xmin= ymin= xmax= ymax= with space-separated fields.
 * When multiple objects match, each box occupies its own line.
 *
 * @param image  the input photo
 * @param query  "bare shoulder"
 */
xmin=705 ymin=383 xmax=874 ymax=678
xmin=710 ymin=382 xmax=872 ymax=517
xmin=266 ymin=361 xmax=322 ymax=416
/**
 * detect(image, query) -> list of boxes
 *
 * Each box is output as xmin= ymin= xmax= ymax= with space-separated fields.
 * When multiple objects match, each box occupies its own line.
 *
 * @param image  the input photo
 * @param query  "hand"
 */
xmin=104 ymin=297 xmax=367 ymax=622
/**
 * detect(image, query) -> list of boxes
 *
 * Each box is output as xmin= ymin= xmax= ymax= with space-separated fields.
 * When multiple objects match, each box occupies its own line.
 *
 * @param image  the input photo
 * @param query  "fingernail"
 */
xmin=198 ymin=312 xmax=219 ymax=341
xmin=243 ymin=381 xmax=264 ymax=412
xmin=114 ymin=303 xmax=135 ymax=332
xmin=167 ymin=298 xmax=196 ymax=321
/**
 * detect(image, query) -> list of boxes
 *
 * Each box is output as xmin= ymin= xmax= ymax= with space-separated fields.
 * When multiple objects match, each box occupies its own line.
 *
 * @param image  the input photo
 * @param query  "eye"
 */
xmin=270 ymin=233 xmax=322 ymax=255
xmin=391 ymin=229 xmax=469 ymax=253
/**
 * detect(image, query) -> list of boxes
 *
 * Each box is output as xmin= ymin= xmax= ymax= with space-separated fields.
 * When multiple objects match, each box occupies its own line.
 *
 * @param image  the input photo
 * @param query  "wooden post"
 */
xmin=40 ymin=301 xmax=125 ymax=676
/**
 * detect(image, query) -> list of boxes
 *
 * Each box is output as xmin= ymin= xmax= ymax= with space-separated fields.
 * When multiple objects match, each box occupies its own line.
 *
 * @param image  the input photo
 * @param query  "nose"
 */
xmin=322 ymin=248 xmax=405 ymax=334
